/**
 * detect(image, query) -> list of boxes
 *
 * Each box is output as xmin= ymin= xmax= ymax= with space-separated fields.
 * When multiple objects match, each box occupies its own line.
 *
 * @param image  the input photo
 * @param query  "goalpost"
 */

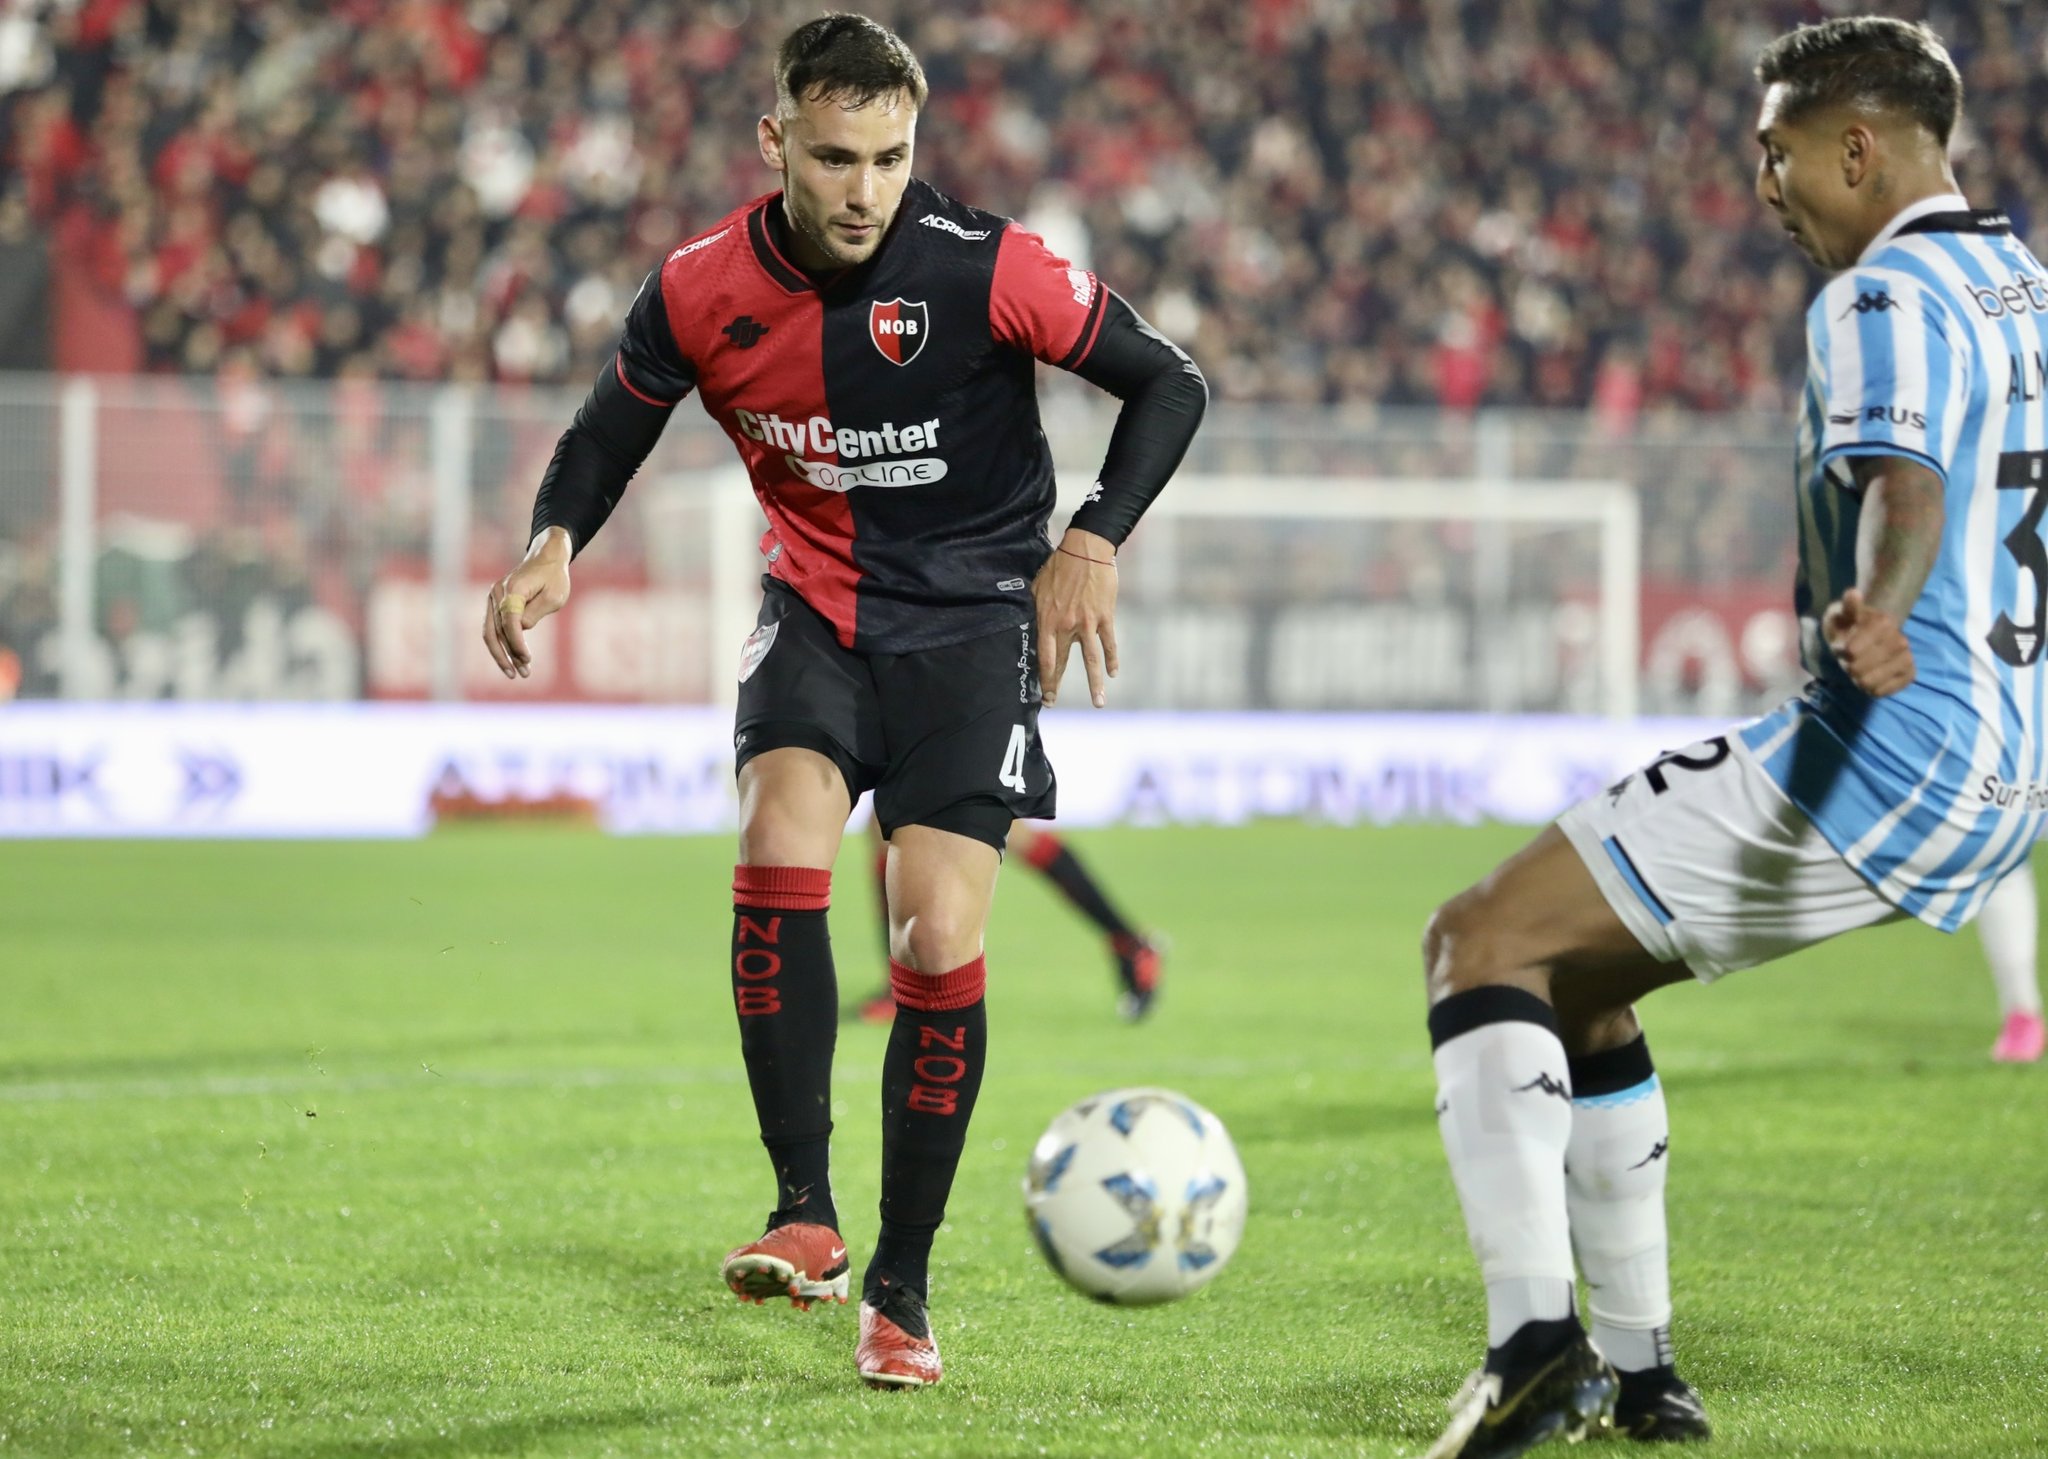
xmin=701 ymin=470 xmax=1641 ymax=718
xmin=1108 ymin=474 xmax=1641 ymax=720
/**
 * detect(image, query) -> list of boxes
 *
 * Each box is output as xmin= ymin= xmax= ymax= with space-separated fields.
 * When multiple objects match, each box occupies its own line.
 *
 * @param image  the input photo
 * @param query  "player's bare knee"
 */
xmin=894 ymin=908 xmax=981 ymax=975
xmin=1422 ymin=887 xmax=1493 ymax=1001
xmin=737 ymin=805 xmax=837 ymax=869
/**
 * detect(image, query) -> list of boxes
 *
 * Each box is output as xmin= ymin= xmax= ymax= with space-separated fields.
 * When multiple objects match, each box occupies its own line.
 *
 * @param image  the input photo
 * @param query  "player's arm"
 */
xmin=1823 ymin=455 xmax=1945 ymax=697
xmin=1062 ymin=292 xmax=1209 ymax=546
xmin=987 ymin=223 xmax=1207 ymax=705
xmin=1809 ymin=269 xmax=1963 ymax=699
xmin=484 ymin=272 xmax=694 ymax=679
xmin=1036 ymin=290 xmax=1207 ymax=706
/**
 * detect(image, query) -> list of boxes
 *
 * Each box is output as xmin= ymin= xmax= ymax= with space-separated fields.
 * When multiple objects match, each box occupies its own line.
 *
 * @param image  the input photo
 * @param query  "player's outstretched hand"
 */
xmin=1034 ymin=527 xmax=1119 ymax=708
xmin=483 ymin=527 xmax=574 ymax=680
xmin=1823 ymin=586 xmax=1915 ymax=697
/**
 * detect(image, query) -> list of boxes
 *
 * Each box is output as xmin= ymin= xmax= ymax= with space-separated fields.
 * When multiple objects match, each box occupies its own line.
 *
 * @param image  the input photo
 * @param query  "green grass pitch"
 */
xmin=3 ymin=823 xmax=2044 ymax=1458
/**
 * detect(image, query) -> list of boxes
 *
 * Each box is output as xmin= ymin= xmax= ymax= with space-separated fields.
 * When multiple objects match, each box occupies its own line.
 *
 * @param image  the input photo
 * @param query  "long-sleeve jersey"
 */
xmin=531 ymin=177 xmax=1207 ymax=652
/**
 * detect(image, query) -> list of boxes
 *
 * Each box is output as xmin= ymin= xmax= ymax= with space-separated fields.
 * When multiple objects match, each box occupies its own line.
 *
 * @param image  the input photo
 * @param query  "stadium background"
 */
xmin=3 ymin=6 xmax=2046 ymax=1459
xmin=2 ymin=0 xmax=2042 ymax=739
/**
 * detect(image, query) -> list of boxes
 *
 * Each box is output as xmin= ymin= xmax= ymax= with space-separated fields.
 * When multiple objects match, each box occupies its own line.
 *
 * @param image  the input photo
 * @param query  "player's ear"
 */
xmin=1840 ymin=122 xmax=1875 ymax=188
xmin=758 ymin=115 xmax=785 ymax=172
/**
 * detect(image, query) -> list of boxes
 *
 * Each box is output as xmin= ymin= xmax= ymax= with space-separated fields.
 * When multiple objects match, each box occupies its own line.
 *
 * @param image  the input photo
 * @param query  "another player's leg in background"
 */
xmin=851 ymin=814 xmax=897 ymax=1024
xmin=1976 ymin=863 xmax=2045 ymax=1064
xmin=857 ymin=822 xmax=1002 ymax=1388
xmin=1012 ymin=822 xmax=1163 ymax=1019
xmin=1422 ymin=827 xmax=1703 ymax=1456
xmin=719 ymin=748 xmax=854 ymax=1309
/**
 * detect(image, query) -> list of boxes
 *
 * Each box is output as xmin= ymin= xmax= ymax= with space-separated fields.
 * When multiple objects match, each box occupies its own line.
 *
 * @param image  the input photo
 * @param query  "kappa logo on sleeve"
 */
xmin=870 ymin=299 xmax=930 ymax=365
xmin=1837 ymin=290 xmax=1898 ymax=319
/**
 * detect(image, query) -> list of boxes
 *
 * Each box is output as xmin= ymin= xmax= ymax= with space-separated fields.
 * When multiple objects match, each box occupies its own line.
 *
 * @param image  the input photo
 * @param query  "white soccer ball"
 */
xmin=1022 ymin=1086 xmax=1248 ymax=1305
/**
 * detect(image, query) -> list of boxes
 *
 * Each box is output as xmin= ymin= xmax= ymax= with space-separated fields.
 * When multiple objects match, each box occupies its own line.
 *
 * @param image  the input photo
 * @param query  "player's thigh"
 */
xmin=873 ymin=619 xmax=1053 ymax=851
xmin=1555 ymin=731 xmax=1903 ymax=983
xmin=737 ymin=748 xmax=853 ymax=867
xmin=733 ymin=579 xmax=883 ymax=864
xmin=1428 ymin=823 xmax=1674 ymax=999
xmin=886 ymin=823 xmax=1002 ymax=973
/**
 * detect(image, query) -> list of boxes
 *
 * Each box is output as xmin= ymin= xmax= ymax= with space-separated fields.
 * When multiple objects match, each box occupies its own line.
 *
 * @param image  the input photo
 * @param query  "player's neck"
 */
xmin=769 ymin=198 xmax=842 ymax=279
xmin=1852 ymin=170 xmax=1964 ymax=262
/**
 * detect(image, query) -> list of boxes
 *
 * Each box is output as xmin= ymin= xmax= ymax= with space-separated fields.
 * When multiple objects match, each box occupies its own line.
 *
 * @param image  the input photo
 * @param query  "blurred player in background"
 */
xmin=1417 ymin=19 xmax=2048 ymax=1455
xmin=849 ymin=815 xmax=1163 ymax=1024
xmin=1973 ymin=864 xmax=2045 ymax=1061
xmin=481 ymin=14 xmax=1204 ymax=1389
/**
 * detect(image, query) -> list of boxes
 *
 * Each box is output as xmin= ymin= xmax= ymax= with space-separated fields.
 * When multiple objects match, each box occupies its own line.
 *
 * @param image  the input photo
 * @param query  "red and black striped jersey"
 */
xmin=614 ymin=179 xmax=1114 ymax=653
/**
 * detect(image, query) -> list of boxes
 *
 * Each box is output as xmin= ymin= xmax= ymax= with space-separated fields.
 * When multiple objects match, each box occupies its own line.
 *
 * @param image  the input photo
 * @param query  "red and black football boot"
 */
xmin=720 ymin=1222 xmax=849 ymax=1311
xmin=1112 ymin=933 xmax=1163 ymax=1021
xmin=856 ymin=1285 xmax=942 ymax=1388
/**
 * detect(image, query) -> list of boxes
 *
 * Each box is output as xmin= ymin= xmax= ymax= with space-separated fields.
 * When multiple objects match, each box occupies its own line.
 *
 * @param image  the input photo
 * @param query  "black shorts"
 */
xmin=733 ymin=578 xmax=1056 ymax=851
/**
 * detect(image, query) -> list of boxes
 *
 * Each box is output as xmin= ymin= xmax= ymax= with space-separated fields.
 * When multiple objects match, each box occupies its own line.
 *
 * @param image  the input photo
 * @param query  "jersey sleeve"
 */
xmin=1811 ymin=268 xmax=1970 ymax=486
xmin=614 ymin=266 xmax=697 ymax=406
xmin=988 ymin=223 xmax=1108 ymax=369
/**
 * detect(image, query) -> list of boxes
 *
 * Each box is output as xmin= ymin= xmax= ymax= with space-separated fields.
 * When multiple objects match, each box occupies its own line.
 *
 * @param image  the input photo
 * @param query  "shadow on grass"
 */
xmin=523 ymin=1239 xmax=856 ymax=1375
xmin=1224 ymin=1094 xmax=1432 ymax=1144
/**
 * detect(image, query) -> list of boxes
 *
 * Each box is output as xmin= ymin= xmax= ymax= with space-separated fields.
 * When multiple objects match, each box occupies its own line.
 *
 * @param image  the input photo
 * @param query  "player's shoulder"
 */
xmin=900 ymin=178 xmax=1010 ymax=253
xmin=1808 ymin=258 xmax=1961 ymax=336
xmin=657 ymin=193 xmax=771 ymax=283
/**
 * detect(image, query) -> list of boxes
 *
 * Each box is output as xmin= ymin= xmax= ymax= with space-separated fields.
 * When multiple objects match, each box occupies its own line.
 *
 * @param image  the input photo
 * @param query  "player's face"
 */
xmin=1755 ymin=84 xmax=1863 ymax=270
xmin=760 ymin=90 xmax=917 ymax=271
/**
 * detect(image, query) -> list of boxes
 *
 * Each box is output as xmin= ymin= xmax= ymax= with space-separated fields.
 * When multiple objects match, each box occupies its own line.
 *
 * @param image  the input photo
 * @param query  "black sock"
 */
xmin=866 ymin=956 xmax=988 ymax=1313
xmin=1022 ymin=832 xmax=1135 ymax=940
xmin=1485 ymin=1316 xmax=1585 ymax=1378
xmin=731 ymin=865 xmax=838 ymax=1232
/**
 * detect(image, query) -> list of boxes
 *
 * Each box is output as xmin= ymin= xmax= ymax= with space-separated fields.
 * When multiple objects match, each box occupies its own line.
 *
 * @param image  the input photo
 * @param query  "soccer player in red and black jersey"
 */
xmin=480 ymin=16 xmax=1205 ymax=1389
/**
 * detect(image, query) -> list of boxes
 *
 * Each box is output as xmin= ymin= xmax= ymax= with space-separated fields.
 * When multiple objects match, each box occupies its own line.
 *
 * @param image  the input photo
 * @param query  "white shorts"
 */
xmin=1557 ymin=732 xmax=1904 ymax=982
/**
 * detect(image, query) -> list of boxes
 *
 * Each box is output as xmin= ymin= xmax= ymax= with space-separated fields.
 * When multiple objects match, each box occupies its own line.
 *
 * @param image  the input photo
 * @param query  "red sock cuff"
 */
xmin=1020 ymin=831 xmax=1063 ymax=872
xmin=733 ymin=864 xmax=831 ymax=911
xmin=889 ymin=955 xmax=987 ymax=1012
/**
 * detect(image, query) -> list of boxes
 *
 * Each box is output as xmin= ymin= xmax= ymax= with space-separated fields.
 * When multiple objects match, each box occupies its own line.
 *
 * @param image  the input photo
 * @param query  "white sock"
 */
xmin=1977 ymin=868 xmax=2044 ymax=1017
xmin=1566 ymin=1061 xmax=1674 ymax=1374
xmin=1433 ymin=1013 xmax=1578 ymax=1348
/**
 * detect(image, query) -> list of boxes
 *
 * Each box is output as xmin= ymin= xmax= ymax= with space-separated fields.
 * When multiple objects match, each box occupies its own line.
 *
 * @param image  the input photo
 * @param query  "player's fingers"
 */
xmin=495 ymin=588 xmax=531 ymax=677
xmin=1036 ymin=615 xmax=1060 ymax=703
xmin=1079 ymin=623 xmax=1107 ymax=708
xmin=1879 ymin=644 xmax=1916 ymax=695
xmin=502 ymin=616 xmax=530 ymax=677
xmin=1099 ymin=614 xmax=1118 ymax=679
xmin=483 ymin=594 xmax=515 ymax=678
xmin=1851 ymin=639 xmax=1905 ymax=696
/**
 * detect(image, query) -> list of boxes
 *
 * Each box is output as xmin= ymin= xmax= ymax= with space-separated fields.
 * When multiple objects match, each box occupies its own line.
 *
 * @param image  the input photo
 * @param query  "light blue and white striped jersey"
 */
xmin=1740 ymin=195 xmax=2048 ymax=931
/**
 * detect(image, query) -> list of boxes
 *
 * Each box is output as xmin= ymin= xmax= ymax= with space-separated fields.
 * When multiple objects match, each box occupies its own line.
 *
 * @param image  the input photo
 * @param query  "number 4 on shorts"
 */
xmin=998 ymin=724 xmax=1029 ymax=793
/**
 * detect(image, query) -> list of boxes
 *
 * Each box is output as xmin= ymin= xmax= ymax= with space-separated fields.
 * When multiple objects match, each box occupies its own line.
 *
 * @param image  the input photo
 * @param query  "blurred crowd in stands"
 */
xmin=5 ymin=0 xmax=2047 ymax=416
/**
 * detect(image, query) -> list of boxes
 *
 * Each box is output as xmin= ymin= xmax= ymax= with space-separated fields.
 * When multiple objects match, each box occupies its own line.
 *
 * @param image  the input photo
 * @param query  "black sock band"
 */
xmin=1428 ymin=985 xmax=1559 ymax=1049
xmin=732 ymin=865 xmax=838 ymax=1232
xmin=1567 ymin=1033 xmax=1656 ymax=1097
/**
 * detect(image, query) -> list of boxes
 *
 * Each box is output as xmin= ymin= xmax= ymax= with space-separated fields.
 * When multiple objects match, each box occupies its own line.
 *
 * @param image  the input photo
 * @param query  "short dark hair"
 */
xmin=776 ymin=13 xmax=927 ymax=118
xmin=1755 ymin=17 xmax=1962 ymax=145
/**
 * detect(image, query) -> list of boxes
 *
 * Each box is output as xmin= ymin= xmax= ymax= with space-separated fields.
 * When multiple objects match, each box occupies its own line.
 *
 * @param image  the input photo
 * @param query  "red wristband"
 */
xmin=1058 ymin=545 xmax=1116 ymax=566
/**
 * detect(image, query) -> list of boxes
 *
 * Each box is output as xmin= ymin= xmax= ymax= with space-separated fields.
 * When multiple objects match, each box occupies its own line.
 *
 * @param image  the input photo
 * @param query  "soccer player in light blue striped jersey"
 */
xmin=1414 ymin=19 xmax=2042 ymax=1458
